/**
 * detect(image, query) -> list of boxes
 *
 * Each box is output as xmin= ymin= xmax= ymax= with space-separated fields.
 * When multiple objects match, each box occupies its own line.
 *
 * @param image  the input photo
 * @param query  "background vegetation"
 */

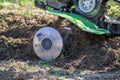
xmin=0 ymin=0 xmax=34 ymax=7
xmin=0 ymin=0 xmax=120 ymax=19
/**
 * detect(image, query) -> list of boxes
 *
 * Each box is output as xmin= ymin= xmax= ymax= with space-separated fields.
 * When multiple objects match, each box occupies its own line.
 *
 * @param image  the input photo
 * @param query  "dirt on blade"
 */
xmin=0 ymin=5 xmax=120 ymax=80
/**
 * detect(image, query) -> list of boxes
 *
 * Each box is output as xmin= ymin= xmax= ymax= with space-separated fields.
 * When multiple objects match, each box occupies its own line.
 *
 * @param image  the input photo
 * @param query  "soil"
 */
xmin=0 ymin=6 xmax=120 ymax=80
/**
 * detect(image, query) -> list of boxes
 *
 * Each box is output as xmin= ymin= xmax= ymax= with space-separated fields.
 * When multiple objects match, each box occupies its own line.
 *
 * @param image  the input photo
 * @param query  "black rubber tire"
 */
xmin=75 ymin=0 xmax=103 ymax=19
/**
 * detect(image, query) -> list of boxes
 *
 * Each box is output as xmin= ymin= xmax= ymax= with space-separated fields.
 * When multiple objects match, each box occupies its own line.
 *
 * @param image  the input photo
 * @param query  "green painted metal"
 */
xmin=46 ymin=9 xmax=111 ymax=35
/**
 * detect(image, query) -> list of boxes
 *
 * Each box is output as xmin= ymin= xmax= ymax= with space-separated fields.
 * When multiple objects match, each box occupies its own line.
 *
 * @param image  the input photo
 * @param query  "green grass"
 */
xmin=108 ymin=0 xmax=120 ymax=18
xmin=0 ymin=4 xmax=4 ymax=9
xmin=0 ymin=0 xmax=34 ymax=6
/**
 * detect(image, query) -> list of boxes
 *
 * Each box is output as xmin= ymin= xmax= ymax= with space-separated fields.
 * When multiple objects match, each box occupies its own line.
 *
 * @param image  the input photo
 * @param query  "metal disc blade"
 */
xmin=33 ymin=27 xmax=63 ymax=61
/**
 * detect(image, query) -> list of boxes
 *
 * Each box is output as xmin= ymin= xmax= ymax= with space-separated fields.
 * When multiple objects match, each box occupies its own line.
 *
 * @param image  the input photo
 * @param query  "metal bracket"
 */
xmin=99 ymin=21 xmax=120 ymax=35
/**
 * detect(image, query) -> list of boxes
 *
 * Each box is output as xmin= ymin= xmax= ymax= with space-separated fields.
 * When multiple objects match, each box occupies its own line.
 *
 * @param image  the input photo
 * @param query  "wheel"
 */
xmin=76 ymin=0 xmax=102 ymax=18
xmin=33 ymin=27 xmax=63 ymax=61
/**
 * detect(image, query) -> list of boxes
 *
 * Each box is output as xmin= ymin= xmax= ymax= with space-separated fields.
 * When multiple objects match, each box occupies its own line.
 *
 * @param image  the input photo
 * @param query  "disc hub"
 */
xmin=41 ymin=38 xmax=52 ymax=50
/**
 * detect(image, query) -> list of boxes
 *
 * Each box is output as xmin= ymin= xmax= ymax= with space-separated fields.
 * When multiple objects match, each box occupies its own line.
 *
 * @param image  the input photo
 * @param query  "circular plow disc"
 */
xmin=33 ymin=27 xmax=63 ymax=61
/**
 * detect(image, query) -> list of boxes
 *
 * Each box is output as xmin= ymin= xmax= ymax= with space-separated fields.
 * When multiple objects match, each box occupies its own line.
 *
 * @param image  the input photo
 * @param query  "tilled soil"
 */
xmin=0 ymin=6 xmax=120 ymax=80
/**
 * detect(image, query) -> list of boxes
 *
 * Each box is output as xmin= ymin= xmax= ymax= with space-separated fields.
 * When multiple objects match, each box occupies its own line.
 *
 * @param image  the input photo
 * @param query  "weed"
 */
xmin=38 ymin=60 xmax=51 ymax=68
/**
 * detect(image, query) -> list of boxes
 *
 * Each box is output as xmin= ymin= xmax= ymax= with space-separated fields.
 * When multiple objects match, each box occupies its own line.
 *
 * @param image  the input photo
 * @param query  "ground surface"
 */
xmin=0 ymin=4 xmax=120 ymax=80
